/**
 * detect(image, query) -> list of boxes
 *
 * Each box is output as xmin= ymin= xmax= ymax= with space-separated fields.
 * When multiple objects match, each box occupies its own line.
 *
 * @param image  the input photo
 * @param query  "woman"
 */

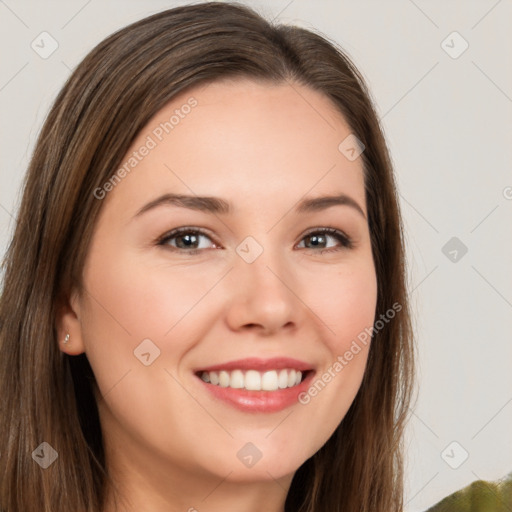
xmin=0 ymin=3 xmax=414 ymax=511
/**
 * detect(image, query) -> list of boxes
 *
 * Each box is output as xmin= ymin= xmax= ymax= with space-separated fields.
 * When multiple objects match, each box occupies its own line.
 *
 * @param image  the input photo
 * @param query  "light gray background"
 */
xmin=1 ymin=1 xmax=511 ymax=510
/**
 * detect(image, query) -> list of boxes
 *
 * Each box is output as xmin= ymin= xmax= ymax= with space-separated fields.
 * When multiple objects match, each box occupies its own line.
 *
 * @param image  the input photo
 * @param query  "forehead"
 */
xmin=102 ymin=78 xmax=366 ymax=217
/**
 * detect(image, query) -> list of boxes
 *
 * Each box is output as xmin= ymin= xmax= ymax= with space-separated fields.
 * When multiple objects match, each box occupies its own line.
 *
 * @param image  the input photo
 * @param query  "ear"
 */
xmin=55 ymin=288 xmax=86 ymax=355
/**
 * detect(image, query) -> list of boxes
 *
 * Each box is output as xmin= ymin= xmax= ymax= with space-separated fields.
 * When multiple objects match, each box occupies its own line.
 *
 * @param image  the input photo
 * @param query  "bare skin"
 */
xmin=57 ymin=78 xmax=377 ymax=512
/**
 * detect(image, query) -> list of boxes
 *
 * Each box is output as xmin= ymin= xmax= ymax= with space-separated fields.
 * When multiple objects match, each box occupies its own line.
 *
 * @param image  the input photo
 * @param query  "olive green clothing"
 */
xmin=426 ymin=473 xmax=512 ymax=512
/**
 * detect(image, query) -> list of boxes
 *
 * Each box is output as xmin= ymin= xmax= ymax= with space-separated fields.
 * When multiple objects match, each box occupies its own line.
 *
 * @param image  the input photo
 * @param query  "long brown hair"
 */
xmin=0 ymin=3 xmax=415 ymax=511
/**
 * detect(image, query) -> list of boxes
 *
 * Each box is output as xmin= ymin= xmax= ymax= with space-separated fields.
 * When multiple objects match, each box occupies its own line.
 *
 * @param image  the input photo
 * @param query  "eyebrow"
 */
xmin=134 ymin=192 xmax=366 ymax=219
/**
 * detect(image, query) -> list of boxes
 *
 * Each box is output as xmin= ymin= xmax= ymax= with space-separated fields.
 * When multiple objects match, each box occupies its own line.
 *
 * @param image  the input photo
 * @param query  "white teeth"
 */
xmin=199 ymin=368 xmax=305 ymax=391
xmin=230 ymin=369 xmax=244 ymax=389
xmin=219 ymin=370 xmax=230 ymax=387
xmin=278 ymin=369 xmax=289 ymax=389
xmin=287 ymin=369 xmax=296 ymax=387
xmin=261 ymin=370 xmax=278 ymax=391
xmin=245 ymin=370 xmax=261 ymax=390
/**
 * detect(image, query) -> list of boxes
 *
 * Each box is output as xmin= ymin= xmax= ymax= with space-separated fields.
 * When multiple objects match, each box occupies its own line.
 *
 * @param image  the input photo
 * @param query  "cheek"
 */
xmin=78 ymin=250 xmax=227 ymax=455
xmin=296 ymin=260 xmax=377 ymax=435
xmin=79 ymin=247 xmax=225 ymax=380
xmin=309 ymin=260 xmax=378 ymax=353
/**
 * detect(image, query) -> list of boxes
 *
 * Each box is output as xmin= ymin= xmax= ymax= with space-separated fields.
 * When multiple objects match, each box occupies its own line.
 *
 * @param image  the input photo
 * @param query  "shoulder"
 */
xmin=425 ymin=473 xmax=512 ymax=511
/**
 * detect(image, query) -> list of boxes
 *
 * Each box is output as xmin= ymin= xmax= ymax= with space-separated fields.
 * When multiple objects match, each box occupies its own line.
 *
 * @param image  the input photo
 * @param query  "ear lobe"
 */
xmin=55 ymin=289 xmax=86 ymax=356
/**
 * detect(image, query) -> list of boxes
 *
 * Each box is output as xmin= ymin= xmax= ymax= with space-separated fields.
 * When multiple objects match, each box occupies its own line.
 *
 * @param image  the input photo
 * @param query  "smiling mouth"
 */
xmin=196 ymin=368 xmax=310 ymax=391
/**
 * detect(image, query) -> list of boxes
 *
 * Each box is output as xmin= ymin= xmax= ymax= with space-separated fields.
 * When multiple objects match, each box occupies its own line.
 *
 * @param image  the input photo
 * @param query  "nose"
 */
xmin=224 ymin=248 xmax=300 ymax=336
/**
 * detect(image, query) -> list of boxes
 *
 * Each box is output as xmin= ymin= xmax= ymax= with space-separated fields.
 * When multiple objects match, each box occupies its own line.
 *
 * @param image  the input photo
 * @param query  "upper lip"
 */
xmin=195 ymin=357 xmax=314 ymax=373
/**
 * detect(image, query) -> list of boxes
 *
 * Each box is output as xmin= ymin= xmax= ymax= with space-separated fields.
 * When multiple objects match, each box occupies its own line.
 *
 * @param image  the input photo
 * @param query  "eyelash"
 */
xmin=156 ymin=226 xmax=354 ymax=255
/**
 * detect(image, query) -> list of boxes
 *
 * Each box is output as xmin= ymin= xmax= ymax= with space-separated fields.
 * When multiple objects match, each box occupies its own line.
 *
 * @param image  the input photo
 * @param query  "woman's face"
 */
xmin=62 ymin=79 xmax=377 ymax=495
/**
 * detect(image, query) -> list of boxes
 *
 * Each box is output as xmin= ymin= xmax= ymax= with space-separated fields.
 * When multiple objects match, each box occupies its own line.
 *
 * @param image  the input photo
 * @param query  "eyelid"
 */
xmin=156 ymin=226 xmax=354 ymax=252
xmin=298 ymin=227 xmax=354 ymax=250
xmin=156 ymin=226 xmax=219 ymax=249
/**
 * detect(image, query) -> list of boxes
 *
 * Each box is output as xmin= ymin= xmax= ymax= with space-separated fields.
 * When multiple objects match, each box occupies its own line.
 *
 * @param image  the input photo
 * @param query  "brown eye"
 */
xmin=297 ymin=228 xmax=353 ymax=252
xmin=158 ymin=228 xmax=216 ymax=252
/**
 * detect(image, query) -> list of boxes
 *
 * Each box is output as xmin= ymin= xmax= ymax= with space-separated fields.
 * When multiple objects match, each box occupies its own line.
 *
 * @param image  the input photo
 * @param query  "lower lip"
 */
xmin=196 ymin=371 xmax=315 ymax=413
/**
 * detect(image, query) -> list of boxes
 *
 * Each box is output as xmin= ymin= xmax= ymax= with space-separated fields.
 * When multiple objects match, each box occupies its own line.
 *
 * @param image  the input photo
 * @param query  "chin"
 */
xmin=199 ymin=437 xmax=314 ymax=483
